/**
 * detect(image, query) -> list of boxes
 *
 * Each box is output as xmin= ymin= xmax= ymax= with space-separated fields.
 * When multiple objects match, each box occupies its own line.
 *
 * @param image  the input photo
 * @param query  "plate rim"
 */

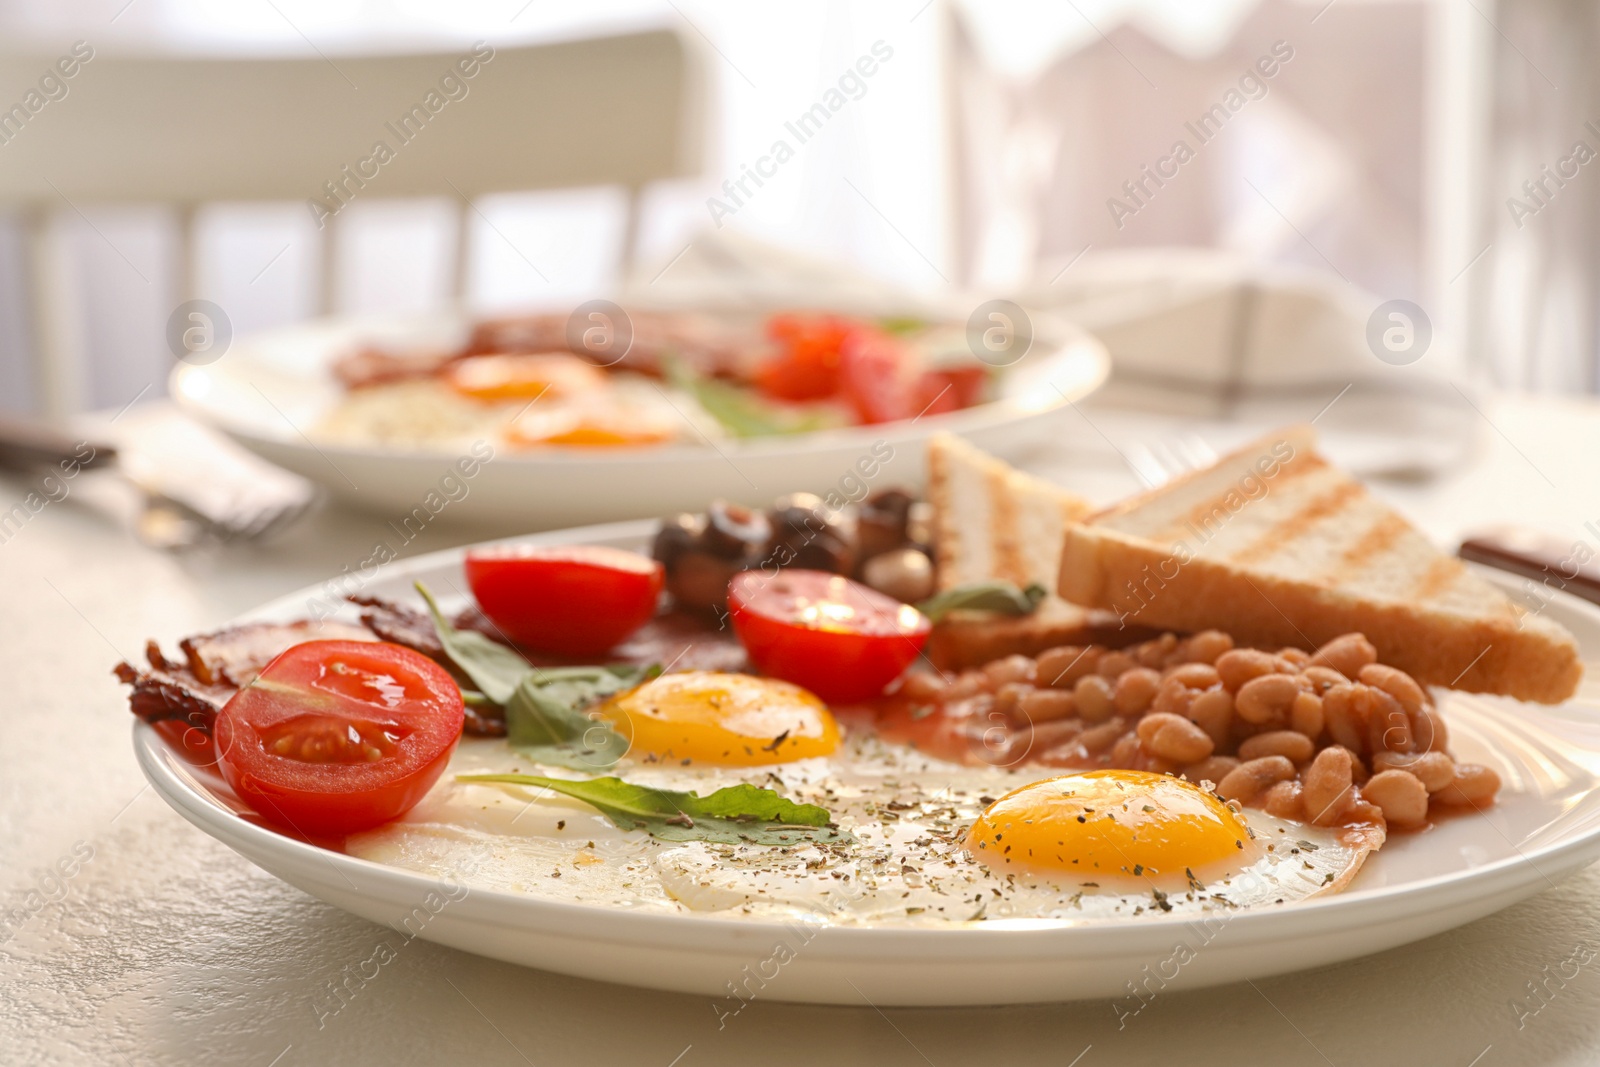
xmin=131 ymin=519 xmax=1600 ymax=960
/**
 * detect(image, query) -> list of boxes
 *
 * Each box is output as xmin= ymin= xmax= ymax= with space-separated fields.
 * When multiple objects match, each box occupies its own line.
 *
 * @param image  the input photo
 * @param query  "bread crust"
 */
xmin=1059 ymin=524 xmax=1583 ymax=703
xmin=926 ymin=598 xmax=1152 ymax=671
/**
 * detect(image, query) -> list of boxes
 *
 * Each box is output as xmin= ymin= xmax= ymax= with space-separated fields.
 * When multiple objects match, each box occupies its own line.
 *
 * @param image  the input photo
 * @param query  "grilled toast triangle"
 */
xmin=1056 ymin=425 xmax=1582 ymax=703
xmin=923 ymin=433 xmax=1146 ymax=668
xmin=926 ymin=431 xmax=1095 ymax=592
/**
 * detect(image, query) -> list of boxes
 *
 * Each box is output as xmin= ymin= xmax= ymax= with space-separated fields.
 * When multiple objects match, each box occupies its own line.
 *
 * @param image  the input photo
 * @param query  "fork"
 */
xmin=0 ymin=414 xmax=317 ymax=549
xmin=1124 ymin=431 xmax=1217 ymax=489
xmin=124 ymin=472 xmax=316 ymax=549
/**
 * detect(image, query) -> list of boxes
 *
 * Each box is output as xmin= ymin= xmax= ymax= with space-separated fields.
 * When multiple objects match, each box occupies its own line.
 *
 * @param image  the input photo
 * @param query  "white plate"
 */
xmin=169 ymin=309 xmax=1109 ymax=529
xmin=133 ymin=521 xmax=1600 ymax=1006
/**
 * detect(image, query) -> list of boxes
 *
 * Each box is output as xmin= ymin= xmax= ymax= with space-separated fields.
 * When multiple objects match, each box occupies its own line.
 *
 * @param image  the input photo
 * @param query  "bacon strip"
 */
xmin=348 ymin=595 xmax=448 ymax=659
xmin=117 ymin=617 xmax=511 ymax=739
xmin=180 ymin=620 xmax=373 ymax=687
xmin=331 ymin=346 xmax=456 ymax=390
xmin=115 ymin=639 xmax=236 ymax=734
xmin=462 ymin=310 xmax=752 ymax=379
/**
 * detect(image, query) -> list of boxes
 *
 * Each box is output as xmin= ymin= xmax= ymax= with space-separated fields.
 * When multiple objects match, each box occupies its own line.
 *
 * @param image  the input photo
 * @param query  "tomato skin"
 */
xmin=727 ymin=569 xmax=931 ymax=704
xmin=755 ymin=314 xmax=858 ymax=402
xmin=839 ymin=328 xmax=918 ymax=424
xmin=155 ymin=719 xmax=218 ymax=766
xmin=914 ymin=366 xmax=989 ymax=416
xmin=214 ymin=641 xmax=464 ymax=838
xmin=466 ymin=544 xmax=664 ymax=656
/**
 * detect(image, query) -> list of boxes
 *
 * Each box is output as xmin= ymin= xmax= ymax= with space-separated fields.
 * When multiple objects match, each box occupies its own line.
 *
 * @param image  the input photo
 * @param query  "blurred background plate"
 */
xmin=168 ymin=305 xmax=1108 ymax=529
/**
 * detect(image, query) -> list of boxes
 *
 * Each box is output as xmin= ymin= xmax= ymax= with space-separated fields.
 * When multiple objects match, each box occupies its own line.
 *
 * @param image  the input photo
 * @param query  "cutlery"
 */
xmin=0 ymin=415 xmax=316 ymax=549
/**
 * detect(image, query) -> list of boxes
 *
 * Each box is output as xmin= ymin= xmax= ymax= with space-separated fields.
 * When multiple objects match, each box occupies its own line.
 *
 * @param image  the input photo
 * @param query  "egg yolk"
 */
xmin=446 ymin=352 xmax=607 ymax=402
xmin=600 ymin=671 xmax=840 ymax=766
xmin=965 ymin=770 xmax=1250 ymax=884
xmin=506 ymin=407 xmax=678 ymax=448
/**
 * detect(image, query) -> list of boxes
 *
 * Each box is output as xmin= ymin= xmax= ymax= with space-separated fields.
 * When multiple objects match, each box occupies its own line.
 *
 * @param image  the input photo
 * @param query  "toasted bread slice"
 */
xmin=1057 ymin=426 xmax=1582 ymax=703
xmin=925 ymin=433 xmax=1146 ymax=668
xmin=927 ymin=432 xmax=1095 ymax=590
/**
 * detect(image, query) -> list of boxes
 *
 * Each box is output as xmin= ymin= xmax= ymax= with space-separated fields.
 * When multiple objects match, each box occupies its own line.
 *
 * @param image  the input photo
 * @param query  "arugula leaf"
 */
xmin=916 ymin=580 xmax=1048 ymax=624
xmin=505 ymin=664 xmax=656 ymax=769
xmin=457 ymin=773 xmax=854 ymax=845
xmin=415 ymin=581 xmax=533 ymax=705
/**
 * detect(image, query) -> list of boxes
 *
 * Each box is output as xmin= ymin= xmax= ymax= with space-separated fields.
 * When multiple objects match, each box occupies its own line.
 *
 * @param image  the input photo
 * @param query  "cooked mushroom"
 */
xmin=653 ymin=508 xmax=762 ymax=615
xmin=768 ymin=493 xmax=854 ymax=573
xmin=861 ymin=546 xmax=936 ymax=603
xmin=856 ymin=488 xmax=915 ymax=567
xmin=702 ymin=500 xmax=771 ymax=558
xmin=651 ymin=512 xmax=702 ymax=570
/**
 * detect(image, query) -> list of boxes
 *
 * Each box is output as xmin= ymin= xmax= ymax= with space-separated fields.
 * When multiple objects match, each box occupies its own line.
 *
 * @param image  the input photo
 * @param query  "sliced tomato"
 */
xmin=727 ymin=569 xmax=931 ymax=704
xmin=914 ymin=366 xmax=989 ymax=416
xmin=755 ymin=313 xmax=859 ymax=401
xmin=839 ymin=328 xmax=918 ymax=424
xmin=214 ymin=641 xmax=464 ymax=837
xmin=465 ymin=544 xmax=664 ymax=656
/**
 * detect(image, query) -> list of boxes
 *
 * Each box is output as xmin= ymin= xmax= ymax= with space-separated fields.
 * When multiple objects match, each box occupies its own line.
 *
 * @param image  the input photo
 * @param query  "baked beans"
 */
xmin=904 ymin=630 xmax=1494 ymax=834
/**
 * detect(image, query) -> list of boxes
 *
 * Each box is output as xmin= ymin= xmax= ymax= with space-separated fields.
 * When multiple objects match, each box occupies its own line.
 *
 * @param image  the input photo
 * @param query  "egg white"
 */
xmin=346 ymin=731 xmax=1377 ymax=925
xmin=314 ymin=373 xmax=722 ymax=451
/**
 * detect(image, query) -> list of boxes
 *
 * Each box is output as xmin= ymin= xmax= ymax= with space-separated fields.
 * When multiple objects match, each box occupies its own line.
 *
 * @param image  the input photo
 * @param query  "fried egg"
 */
xmin=966 ymin=771 xmax=1251 ymax=888
xmin=315 ymin=369 xmax=722 ymax=450
xmin=348 ymin=728 xmax=1379 ymax=925
xmin=600 ymin=670 xmax=841 ymax=766
xmin=444 ymin=352 xmax=607 ymax=401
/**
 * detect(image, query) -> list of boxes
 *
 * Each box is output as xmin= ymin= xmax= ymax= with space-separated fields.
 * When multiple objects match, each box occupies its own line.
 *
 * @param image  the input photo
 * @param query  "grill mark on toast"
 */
xmin=1323 ymin=513 xmax=1409 ymax=584
xmin=1414 ymin=556 xmax=1465 ymax=602
xmin=990 ymin=468 xmax=1026 ymax=586
xmin=927 ymin=445 xmax=961 ymax=590
xmin=1229 ymin=479 xmax=1365 ymax=567
xmin=1154 ymin=453 xmax=1326 ymax=545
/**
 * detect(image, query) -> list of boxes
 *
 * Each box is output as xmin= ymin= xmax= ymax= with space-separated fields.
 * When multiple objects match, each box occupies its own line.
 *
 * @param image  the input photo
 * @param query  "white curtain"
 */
xmin=950 ymin=0 xmax=1431 ymax=305
xmin=1474 ymin=0 xmax=1600 ymax=392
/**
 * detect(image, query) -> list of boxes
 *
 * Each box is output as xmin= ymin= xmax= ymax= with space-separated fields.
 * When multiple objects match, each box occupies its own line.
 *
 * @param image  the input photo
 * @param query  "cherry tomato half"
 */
xmin=914 ymin=365 xmax=989 ymax=417
xmin=727 ymin=569 xmax=931 ymax=704
xmin=840 ymin=328 xmax=919 ymax=424
xmin=215 ymin=641 xmax=464 ymax=837
xmin=755 ymin=313 xmax=858 ymax=402
xmin=465 ymin=544 xmax=664 ymax=656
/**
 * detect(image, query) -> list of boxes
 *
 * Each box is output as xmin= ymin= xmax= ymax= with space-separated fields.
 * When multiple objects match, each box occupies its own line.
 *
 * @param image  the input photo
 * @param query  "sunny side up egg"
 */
xmin=599 ymin=670 xmax=842 ymax=766
xmin=952 ymin=770 xmax=1376 ymax=914
xmin=965 ymin=770 xmax=1250 ymax=889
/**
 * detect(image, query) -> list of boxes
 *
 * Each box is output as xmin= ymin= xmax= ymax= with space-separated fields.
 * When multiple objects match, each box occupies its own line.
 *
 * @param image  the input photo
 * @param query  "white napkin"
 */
xmin=1017 ymin=248 xmax=1481 ymax=478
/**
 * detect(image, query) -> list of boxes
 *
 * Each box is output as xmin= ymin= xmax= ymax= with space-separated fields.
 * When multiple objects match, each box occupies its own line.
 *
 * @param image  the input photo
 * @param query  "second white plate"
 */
xmin=170 ymin=309 xmax=1109 ymax=529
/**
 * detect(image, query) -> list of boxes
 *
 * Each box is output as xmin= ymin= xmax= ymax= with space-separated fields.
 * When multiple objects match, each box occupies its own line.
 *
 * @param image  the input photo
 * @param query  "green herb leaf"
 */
xmin=665 ymin=358 xmax=839 ymax=438
xmin=457 ymin=773 xmax=854 ymax=845
xmin=876 ymin=315 xmax=928 ymax=336
xmin=505 ymin=664 xmax=656 ymax=770
xmin=415 ymin=581 xmax=533 ymax=705
xmin=916 ymin=580 xmax=1049 ymax=624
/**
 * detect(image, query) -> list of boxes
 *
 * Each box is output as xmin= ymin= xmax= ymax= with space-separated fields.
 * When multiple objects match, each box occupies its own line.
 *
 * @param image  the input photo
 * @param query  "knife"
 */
xmin=1458 ymin=527 xmax=1600 ymax=607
